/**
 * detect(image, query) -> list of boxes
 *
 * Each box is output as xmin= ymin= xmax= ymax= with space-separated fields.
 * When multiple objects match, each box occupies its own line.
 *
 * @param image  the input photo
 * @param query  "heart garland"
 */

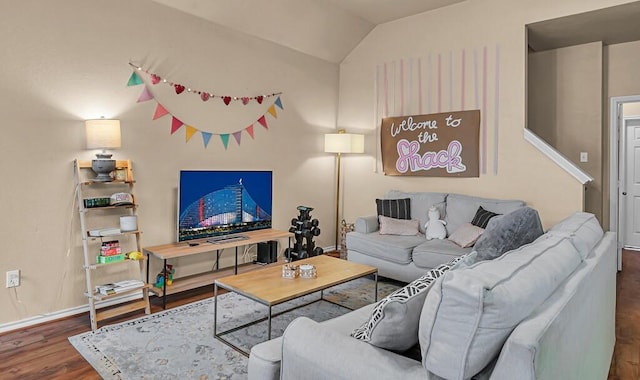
xmin=129 ymin=62 xmax=282 ymax=106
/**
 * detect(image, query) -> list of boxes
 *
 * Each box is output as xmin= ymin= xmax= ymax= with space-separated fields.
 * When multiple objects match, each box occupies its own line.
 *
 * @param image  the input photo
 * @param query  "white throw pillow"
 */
xmin=448 ymin=223 xmax=484 ymax=248
xmin=419 ymin=234 xmax=582 ymax=379
xmin=378 ymin=215 xmax=420 ymax=236
xmin=350 ymin=255 xmax=465 ymax=351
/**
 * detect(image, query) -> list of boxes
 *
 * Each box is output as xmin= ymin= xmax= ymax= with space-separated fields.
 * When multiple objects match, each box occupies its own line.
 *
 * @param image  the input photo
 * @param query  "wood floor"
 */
xmin=608 ymin=249 xmax=640 ymax=380
xmin=1 ymin=251 xmax=639 ymax=380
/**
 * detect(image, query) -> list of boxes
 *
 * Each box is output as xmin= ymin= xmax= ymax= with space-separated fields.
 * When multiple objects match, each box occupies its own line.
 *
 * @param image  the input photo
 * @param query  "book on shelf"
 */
xmin=100 ymin=247 xmax=122 ymax=256
xmin=96 ymin=253 xmax=126 ymax=264
xmin=95 ymin=279 xmax=144 ymax=296
xmin=99 ymin=240 xmax=121 ymax=257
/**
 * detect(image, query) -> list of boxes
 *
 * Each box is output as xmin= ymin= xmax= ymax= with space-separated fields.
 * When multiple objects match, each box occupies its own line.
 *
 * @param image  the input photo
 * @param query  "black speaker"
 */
xmin=257 ymin=240 xmax=278 ymax=264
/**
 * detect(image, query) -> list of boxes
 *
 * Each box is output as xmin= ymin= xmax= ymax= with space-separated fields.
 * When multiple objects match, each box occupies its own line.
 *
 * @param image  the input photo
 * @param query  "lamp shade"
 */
xmin=85 ymin=119 xmax=121 ymax=149
xmin=324 ymin=132 xmax=364 ymax=154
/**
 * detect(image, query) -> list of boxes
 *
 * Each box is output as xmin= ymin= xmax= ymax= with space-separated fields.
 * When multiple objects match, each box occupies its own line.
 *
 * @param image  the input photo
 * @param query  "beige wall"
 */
xmin=337 ymin=0 xmax=632 ymax=231
xmin=528 ymin=42 xmax=603 ymax=222
xmin=0 ymin=0 xmax=339 ymax=326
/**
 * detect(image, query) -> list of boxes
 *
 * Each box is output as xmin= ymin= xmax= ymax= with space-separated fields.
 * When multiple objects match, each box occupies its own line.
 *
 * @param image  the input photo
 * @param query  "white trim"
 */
xmin=609 ymin=95 xmax=640 ymax=272
xmin=524 ymin=129 xmax=593 ymax=184
xmin=0 ymin=293 xmax=143 ymax=334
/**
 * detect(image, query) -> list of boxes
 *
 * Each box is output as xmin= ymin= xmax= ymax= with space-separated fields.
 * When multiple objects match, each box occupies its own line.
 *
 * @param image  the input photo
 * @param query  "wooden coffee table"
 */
xmin=213 ymin=255 xmax=378 ymax=356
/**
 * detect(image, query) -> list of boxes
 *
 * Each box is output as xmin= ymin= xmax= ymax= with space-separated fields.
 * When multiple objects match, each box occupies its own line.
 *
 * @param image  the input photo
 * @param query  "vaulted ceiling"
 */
xmin=150 ymin=0 xmax=466 ymax=63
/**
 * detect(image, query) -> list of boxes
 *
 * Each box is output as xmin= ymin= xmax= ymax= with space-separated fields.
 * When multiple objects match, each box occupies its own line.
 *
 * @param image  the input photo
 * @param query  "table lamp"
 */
xmin=324 ymin=129 xmax=364 ymax=250
xmin=85 ymin=118 xmax=121 ymax=182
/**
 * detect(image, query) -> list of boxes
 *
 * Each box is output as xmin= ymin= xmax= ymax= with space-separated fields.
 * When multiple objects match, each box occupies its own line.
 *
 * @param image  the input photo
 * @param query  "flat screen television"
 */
xmin=177 ymin=170 xmax=272 ymax=242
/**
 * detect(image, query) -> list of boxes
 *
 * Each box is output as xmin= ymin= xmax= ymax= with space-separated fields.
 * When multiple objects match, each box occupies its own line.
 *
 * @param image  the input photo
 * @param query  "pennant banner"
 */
xmin=153 ymin=104 xmax=169 ymax=120
xmin=201 ymin=132 xmax=212 ymax=148
xmin=129 ymin=62 xmax=282 ymax=105
xmin=246 ymin=125 xmax=255 ymax=139
xmin=220 ymin=134 xmax=230 ymax=149
xmin=171 ymin=117 xmax=183 ymax=134
xmin=127 ymin=66 xmax=284 ymax=150
xmin=137 ymin=86 xmax=154 ymax=102
xmin=186 ymin=125 xmax=197 ymax=142
xmin=127 ymin=72 xmax=143 ymax=86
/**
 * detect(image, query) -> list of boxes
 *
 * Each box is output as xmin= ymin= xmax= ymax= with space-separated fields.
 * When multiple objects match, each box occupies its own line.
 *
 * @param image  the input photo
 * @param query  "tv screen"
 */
xmin=177 ymin=170 xmax=272 ymax=242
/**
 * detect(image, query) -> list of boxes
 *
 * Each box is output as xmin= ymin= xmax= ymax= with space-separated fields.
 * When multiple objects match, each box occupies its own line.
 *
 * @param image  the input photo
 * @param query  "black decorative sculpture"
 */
xmin=285 ymin=205 xmax=323 ymax=261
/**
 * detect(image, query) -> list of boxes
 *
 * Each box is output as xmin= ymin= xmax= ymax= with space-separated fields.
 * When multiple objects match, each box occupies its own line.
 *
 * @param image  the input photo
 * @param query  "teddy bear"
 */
xmin=424 ymin=206 xmax=447 ymax=240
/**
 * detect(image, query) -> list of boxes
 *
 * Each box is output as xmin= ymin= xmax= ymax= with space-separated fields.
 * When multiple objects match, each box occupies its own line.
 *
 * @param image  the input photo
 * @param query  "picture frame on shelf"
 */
xmin=115 ymin=169 xmax=127 ymax=181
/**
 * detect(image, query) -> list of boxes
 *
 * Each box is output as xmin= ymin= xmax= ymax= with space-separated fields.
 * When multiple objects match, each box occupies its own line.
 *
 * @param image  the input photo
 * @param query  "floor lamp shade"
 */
xmin=85 ymin=119 xmax=121 ymax=182
xmin=324 ymin=132 xmax=364 ymax=154
xmin=324 ymin=130 xmax=364 ymax=251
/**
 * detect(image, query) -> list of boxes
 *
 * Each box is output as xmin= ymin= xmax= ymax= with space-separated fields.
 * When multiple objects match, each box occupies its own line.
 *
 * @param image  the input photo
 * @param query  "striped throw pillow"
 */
xmin=471 ymin=206 xmax=500 ymax=229
xmin=376 ymin=198 xmax=411 ymax=220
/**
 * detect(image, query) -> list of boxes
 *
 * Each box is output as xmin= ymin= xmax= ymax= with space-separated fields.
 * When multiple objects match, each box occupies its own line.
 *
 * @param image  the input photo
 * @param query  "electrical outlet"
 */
xmin=6 ymin=270 xmax=20 ymax=288
xmin=580 ymin=152 xmax=588 ymax=162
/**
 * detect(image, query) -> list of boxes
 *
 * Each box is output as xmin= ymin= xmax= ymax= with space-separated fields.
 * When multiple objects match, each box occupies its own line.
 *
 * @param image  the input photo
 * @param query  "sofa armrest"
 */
xmin=355 ymin=215 xmax=379 ymax=233
xmin=280 ymin=317 xmax=425 ymax=380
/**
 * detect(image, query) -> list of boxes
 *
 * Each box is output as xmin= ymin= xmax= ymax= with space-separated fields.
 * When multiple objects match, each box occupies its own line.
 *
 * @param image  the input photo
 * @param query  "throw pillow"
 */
xmin=351 ymin=255 xmax=464 ymax=351
xmin=378 ymin=215 xmax=420 ymax=236
xmin=473 ymin=207 xmax=544 ymax=262
xmin=448 ymin=223 xmax=484 ymax=248
xmin=470 ymin=206 xmax=500 ymax=228
xmin=376 ymin=198 xmax=411 ymax=220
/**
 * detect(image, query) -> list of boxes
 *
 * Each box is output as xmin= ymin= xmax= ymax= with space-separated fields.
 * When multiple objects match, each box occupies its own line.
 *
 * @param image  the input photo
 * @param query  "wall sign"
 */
xmin=381 ymin=110 xmax=480 ymax=177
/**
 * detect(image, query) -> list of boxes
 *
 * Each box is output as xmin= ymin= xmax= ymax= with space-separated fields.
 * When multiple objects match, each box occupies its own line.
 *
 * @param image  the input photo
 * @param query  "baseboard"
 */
xmin=0 ymin=248 xmax=337 ymax=334
xmin=0 ymin=293 xmax=143 ymax=334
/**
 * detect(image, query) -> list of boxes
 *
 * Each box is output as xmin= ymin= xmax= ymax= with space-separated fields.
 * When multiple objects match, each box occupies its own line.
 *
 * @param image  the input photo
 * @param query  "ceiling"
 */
xmin=150 ymin=0 xmax=466 ymax=63
xmin=528 ymin=1 xmax=640 ymax=51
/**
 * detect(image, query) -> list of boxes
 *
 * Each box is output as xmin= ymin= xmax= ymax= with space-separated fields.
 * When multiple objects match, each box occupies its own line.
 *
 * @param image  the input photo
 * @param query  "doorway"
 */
xmin=609 ymin=96 xmax=640 ymax=271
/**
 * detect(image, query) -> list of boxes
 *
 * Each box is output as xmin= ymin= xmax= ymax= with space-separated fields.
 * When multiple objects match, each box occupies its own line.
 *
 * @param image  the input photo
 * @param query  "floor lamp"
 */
xmin=324 ymin=129 xmax=364 ymax=251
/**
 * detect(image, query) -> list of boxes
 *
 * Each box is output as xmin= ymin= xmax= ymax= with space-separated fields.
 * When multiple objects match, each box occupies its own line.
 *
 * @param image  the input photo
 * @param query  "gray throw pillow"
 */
xmin=350 ymin=255 xmax=464 ymax=351
xmin=473 ymin=207 xmax=543 ymax=262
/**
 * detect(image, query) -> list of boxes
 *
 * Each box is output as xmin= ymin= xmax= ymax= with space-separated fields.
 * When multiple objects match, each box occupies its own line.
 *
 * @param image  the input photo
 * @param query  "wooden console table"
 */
xmin=143 ymin=229 xmax=291 ymax=308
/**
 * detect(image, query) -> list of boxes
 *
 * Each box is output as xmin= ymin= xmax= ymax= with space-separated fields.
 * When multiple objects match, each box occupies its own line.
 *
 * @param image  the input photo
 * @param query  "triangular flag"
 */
xmin=127 ymin=71 xmax=143 ymax=86
xmin=267 ymin=105 xmax=277 ymax=118
xmin=274 ymin=96 xmax=283 ymax=110
xmin=220 ymin=134 xmax=230 ymax=149
xmin=232 ymin=131 xmax=242 ymax=145
xmin=201 ymin=132 xmax=212 ymax=148
xmin=153 ymin=103 xmax=169 ymax=120
xmin=186 ymin=125 xmax=197 ymax=142
xmin=246 ymin=125 xmax=255 ymax=139
xmin=171 ymin=117 xmax=184 ymax=134
xmin=257 ymin=115 xmax=268 ymax=129
xmin=137 ymin=86 xmax=154 ymax=102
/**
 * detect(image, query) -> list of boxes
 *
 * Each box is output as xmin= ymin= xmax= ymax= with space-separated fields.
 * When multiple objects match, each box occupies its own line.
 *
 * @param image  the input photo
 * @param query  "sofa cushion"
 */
xmin=385 ymin=191 xmax=447 ymax=233
xmin=351 ymin=255 xmax=464 ymax=351
xmin=379 ymin=215 xmax=420 ymax=236
xmin=547 ymin=212 xmax=603 ymax=259
xmin=376 ymin=198 xmax=411 ymax=219
xmin=346 ymin=231 xmax=424 ymax=264
xmin=473 ymin=206 xmax=544 ymax=262
xmin=418 ymin=234 xmax=582 ymax=380
xmin=444 ymin=194 xmax=525 ymax=236
xmin=448 ymin=223 xmax=484 ymax=248
xmin=412 ymin=239 xmax=472 ymax=269
xmin=470 ymin=206 xmax=500 ymax=228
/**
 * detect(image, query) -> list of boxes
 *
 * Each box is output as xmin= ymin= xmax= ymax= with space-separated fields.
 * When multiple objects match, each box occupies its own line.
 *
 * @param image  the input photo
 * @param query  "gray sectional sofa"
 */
xmin=346 ymin=191 xmax=525 ymax=282
xmin=248 ymin=212 xmax=616 ymax=380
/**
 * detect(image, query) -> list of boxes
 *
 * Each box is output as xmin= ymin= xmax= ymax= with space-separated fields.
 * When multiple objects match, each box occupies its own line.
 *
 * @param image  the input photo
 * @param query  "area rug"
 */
xmin=68 ymin=277 xmax=399 ymax=380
